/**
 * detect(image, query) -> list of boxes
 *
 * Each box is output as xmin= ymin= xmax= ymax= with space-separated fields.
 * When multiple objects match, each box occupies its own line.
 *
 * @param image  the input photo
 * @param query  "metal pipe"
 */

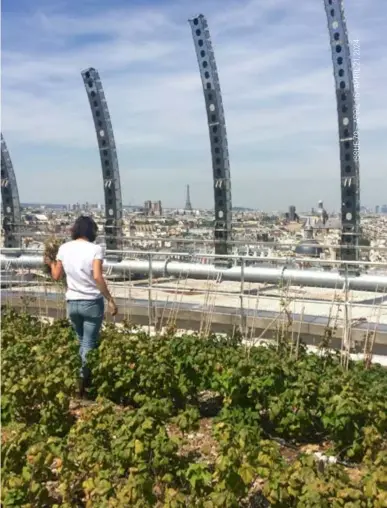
xmin=2 ymin=254 xmax=387 ymax=292
xmin=2 ymin=247 xmax=387 ymax=268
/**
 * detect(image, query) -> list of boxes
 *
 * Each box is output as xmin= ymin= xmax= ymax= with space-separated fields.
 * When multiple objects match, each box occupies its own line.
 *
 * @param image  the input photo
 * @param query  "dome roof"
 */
xmin=295 ymin=239 xmax=323 ymax=257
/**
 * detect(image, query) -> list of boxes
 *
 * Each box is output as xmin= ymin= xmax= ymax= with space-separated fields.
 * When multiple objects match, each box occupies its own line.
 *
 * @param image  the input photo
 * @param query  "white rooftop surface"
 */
xmin=38 ymin=315 xmax=387 ymax=367
xmin=5 ymin=278 xmax=387 ymax=325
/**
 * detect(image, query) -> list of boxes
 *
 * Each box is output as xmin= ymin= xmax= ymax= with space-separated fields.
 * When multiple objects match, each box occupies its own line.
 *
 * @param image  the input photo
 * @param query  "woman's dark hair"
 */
xmin=71 ymin=216 xmax=98 ymax=242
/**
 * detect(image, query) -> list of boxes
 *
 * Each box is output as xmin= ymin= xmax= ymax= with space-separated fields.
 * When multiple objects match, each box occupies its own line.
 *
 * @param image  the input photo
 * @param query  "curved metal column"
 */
xmin=81 ymin=67 xmax=123 ymax=255
xmin=1 ymin=134 xmax=21 ymax=248
xmin=323 ymin=0 xmax=360 ymax=261
xmin=188 ymin=14 xmax=232 ymax=259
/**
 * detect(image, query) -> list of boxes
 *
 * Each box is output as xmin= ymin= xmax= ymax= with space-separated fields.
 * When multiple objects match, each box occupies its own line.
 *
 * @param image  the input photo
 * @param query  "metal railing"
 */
xmin=6 ymin=231 xmax=387 ymax=251
xmin=1 ymin=248 xmax=387 ymax=358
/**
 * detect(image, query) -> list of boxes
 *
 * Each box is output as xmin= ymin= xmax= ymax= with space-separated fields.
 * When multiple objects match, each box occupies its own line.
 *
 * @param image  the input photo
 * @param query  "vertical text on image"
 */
xmin=351 ymin=40 xmax=360 ymax=162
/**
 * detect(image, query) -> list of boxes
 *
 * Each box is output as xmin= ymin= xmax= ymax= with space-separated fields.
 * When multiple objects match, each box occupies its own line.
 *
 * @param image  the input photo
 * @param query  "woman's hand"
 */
xmin=44 ymin=255 xmax=52 ymax=266
xmin=108 ymin=298 xmax=118 ymax=317
xmin=44 ymin=258 xmax=64 ymax=281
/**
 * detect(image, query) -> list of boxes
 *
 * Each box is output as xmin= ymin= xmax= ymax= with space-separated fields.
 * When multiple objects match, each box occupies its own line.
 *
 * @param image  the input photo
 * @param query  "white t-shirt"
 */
xmin=57 ymin=240 xmax=103 ymax=300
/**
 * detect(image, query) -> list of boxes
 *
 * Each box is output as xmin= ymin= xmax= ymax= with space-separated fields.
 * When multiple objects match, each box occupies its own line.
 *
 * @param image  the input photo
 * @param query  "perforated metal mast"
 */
xmin=81 ymin=68 xmax=123 ymax=255
xmin=323 ymin=0 xmax=360 ymax=262
xmin=1 ymin=134 xmax=21 ymax=249
xmin=189 ymin=14 xmax=232 ymax=258
xmin=185 ymin=184 xmax=193 ymax=212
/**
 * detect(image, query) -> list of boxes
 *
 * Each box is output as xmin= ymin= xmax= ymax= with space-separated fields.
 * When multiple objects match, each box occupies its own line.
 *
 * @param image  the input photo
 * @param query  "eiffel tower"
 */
xmin=185 ymin=184 xmax=193 ymax=212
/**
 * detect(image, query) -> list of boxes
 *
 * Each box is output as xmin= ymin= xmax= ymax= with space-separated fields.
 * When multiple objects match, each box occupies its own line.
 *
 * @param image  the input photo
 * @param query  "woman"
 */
xmin=45 ymin=216 xmax=118 ymax=398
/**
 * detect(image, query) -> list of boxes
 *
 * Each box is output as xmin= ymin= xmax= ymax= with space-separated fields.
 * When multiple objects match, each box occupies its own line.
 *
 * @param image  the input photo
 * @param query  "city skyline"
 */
xmin=19 ymin=197 xmax=387 ymax=215
xmin=2 ymin=0 xmax=386 ymax=209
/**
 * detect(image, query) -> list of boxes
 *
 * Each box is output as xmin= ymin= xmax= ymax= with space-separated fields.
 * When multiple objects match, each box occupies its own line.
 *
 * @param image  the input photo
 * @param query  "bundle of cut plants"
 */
xmin=43 ymin=237 xmax=66 ymax=283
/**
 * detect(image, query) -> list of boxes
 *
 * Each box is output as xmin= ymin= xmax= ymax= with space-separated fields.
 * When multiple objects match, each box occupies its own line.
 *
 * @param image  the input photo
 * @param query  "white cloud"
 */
xmin=1 ymin=0 xmax=386 ymax=209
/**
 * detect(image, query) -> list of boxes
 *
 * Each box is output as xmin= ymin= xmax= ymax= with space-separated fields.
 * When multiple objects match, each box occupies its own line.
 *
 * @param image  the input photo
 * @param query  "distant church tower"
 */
xmin=185 ymin=184 xmax=193 ymax=212
xmin=304 ymin=217 xmax=314 ymax=239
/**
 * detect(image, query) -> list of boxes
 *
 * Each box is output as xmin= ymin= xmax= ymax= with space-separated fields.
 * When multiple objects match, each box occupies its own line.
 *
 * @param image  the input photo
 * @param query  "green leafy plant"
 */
xmin=2 ymin=309 xmax=387 ymax=507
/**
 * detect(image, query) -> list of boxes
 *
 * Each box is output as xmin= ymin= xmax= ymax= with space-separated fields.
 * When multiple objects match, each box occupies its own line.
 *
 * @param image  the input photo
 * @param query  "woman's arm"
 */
xmin=92 ymin=259 xmax=118 ymax=316
xmin=44 ymin=257 xmax=64 ymax=281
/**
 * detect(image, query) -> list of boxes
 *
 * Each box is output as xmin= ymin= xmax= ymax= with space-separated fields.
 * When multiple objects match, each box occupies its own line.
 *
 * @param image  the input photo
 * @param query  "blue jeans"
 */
xmin=67 ymin=298 xmax=104 ymax=383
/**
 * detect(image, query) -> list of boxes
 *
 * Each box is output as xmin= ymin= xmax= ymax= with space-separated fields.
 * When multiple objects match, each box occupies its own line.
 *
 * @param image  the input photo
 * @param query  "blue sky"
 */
xmin=2 ymin=0 xmax=386 ymax=210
